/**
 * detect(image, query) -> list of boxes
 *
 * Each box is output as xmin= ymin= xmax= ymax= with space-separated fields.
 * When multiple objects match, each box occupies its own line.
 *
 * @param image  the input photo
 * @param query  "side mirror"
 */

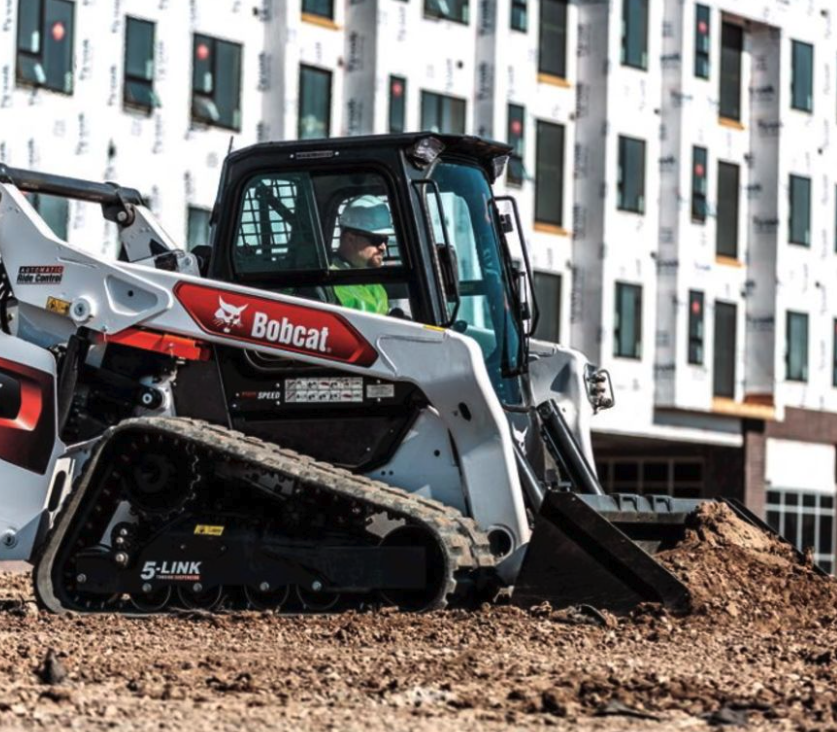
xmin=437 ymin=244 xmax=459 ymax=302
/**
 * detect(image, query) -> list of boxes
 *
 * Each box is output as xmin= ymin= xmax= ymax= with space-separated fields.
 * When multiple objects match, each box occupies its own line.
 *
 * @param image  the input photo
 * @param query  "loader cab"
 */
xmin=204 ymin=134 xmax=533 ymax=405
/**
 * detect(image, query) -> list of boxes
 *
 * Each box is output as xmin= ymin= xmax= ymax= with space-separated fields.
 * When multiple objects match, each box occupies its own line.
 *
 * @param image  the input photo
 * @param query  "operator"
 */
xmin=331 ymin=195 xmax=391 ymax=315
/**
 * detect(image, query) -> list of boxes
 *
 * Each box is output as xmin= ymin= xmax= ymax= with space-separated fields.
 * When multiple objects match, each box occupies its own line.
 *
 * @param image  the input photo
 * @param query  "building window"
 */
xmin=621 ymin=0 xmax=648 ymax=70
xmin=614 ymin=282 xmax=642 ymax=359
xmin=716 ymin=161 xmax=739 ymax=258
xmin=719 ymin=22 xmax=743 ymax=121
xmin=511 ymin=0 xmax=527 ymax=31
xmin=389 ymin=76 xmax=406 ymax=133
xmin=535 ymin=121 xmax=564 ymax=226
xmin=424 ymin=0 xmax=468 ymax=24
xmin=507 ymin=104 xmax=525 ymax=186
xmin=124 ymin=17 xmax=157 ymax=112
xmin=420 ymin=91 xmax=466 ymax=134
xmin=786 ymin=311 xmax=809 ymax=382
xmin=302 ymin=0 xmax=333 ymax=19
xmin=30 ymin=193 xmax=69 ymax=240
xmin=688 ymin=290 xmax=704 ymax=365
xmin=713 ymin=301 xmax=736 ymax=398
xmin=789 ymin=174 xmax=811 ymax=246
xmin=692 ymin=146 xmax=708 ymax=222
xmin=533 ymin=272 xmax=561 ymax=343
xmin=596 ymin=458 xmax=704 ymax=499
xmin=16 ymin=0 xmax=75 ymax=94
xmin=617 ymin=136 xmax=645 ymax=214
xmin=298 ymin=65 xmax=332 ymax=139
xmin=191 ymin=34 xmax=242 ymax=131
xmin=538 ymin=0 xmax=567 ymax=78
xmin=791 ymin=40 xmax=814 ymax=113
xmin=187 ymin=206 xmax=211 ymax=251
xmin=694 ymin=4 xmax=710 ymax=79
xmin=766 ymin=490 xmax=834 ymax=574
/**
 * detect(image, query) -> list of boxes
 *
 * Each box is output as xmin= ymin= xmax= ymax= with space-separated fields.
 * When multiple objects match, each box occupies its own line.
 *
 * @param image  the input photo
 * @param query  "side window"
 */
xmin=191 ymin=34 xmax=242 ymax=131
xmin=124 ymin=17 xmax=157 ymax=112
xmin=16 ymin=0 xmax=75 ymax=94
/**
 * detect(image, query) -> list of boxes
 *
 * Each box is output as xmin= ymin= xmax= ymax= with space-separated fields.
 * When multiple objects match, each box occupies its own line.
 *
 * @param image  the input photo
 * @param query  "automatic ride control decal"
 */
xmin=16 ymin=266 xmax=63 ymax=285
xmin=175 ymin=282 xmax=378 ymax=367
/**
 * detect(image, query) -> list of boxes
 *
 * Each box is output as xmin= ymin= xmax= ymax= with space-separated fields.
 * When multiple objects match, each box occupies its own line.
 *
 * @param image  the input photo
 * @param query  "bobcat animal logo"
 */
xmin=213 ymin=297 xmax=248 ymax=333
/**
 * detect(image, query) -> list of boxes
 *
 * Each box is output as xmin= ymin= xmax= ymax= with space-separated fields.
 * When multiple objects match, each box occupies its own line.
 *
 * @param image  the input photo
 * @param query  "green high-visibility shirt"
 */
xmin=331 ymin=258 xmax=389 ymax=315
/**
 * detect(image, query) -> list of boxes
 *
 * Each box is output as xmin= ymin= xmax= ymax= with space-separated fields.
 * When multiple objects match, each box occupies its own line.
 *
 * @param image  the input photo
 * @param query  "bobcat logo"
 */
xmin=213 ymin=297 xmax=248 ymax=333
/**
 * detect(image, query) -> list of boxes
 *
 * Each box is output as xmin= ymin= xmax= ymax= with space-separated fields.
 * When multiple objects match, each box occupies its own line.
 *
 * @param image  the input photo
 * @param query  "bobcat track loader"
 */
xmin=0 ymin=134 xmax=754 ymax=614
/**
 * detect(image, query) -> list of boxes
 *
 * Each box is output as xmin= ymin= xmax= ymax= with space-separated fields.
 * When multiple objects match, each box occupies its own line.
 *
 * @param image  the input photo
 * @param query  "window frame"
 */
xmin=424 ymin=0 xmax=469 ymax=25
xmin=694 ymin=4 xmax=710 ymax=79
xmin=719 ymin=21 xmax=743 ymax=121
xmin=534 ymin=120 xmax=565 ymax=227
xmin=15 ymin=0 xmax=75 ymax=95
xmin=786 ymin=310 xmax=809 ymax=383
xmin=532 ymin=270 xmax=561 ymax=343
xmin=716 ymin=160 xmax=740 ymax=258
xmin=621 ymin=0 xmax=648 ymax=71
xmin=420 ymin=90 xmax=467 ymax=135
xmin=301 ymin=0 xmax=334 ymax=20
xmin=713 ymin=300 xmax=737 ymax=398
xmin=691 ymin=146 xmax=708 ymax=223
xmin=614 ymin=282 xmax=642 ymax=359
xmin=789 ymin=174 xmax=811 ymax=246
xmin=123 ymin=16 xmax=157 ymax=113
xmin=766 ymin=488 xmax=834 ymax=574
xmin=510 ymin=0 xmax=527 ymax=32
xmin=538 ymin=0 xmax=567 ymax=78
xmin=298 ymin=64 xmax=333 ymax=140
xmin=688 ymin=290 xmax=704 ymax=365
xmin=507 ymin=104 xmax=525 ymax=187
xmin=191 ymin=34 xmax=243 ymax=132
xmin=791 ymin=40 xmax=814 ymax=113
xmin=617 ymin=135 xmax=646 ymax=214
xmin=388 ymin=75 xmax=407 ymax=134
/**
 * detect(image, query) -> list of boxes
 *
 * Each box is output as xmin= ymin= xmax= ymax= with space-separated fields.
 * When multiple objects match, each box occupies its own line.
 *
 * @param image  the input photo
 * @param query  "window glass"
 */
xmin=720 ymin=22 xmax=743 ymax=120
xmin=766 ymin=490 xmax=835 ymax=573
xmin=191 ymin=35 xmax=242 ymax=130
xmin=538 ymin=0 xmax=567 ymax=77
xmin=533 ymin=272 xmax=561 ymax=343
xmin=510 ymin=0 xmax=527 ymax=32
xmin=617 ymin=136 xmax=645 ymax=213
xmin=233 ymin=171 xmax=403 ymax=276
xmin=124 ymin=17 xmax=157 ymax=111
xmin=30 ymin=193 xmax=69 ymax=240
xmin=17 ymin=0 xmax=74 ymax=94
xmin=791 ymin=40 xmax=814 ymax=112
xmin=786 ymin=311 xmax=809 ymax=382
xmin=420 ymin=91 xmax=466 ymax=134
xmin=716 ymin=161 xmax=739 ymax=257
xmin=389 ymin=76 xmax=407 ymax=133
xmin=621 ymin=0 xmax=648 ymax=70
xmin=299 ymin=65 xmax=332 ymax=139
xmin=692 ymin=146 xmax=708 ymax=222
xmin=688 ymin=290 xmax=704 ymax=365
xmin=694 ymin=4 xmax=710 ymax=78
xmin=713 ymin=301 xmax=736 ymax=397
xmin=302 ymin=0 xmax=333 ymax=19
xmin=789 ymin=174 xmax=811 ymax=246
xmin=187 ymin=207 xmax=211 ymax=251
xmin=507 ymin=104 xmax=525 ymax=186
xmin=535 ymin=121 xmax=564 ymax=226
xmin=614 ymin=282 xmax=642 ymax=358
xmin=424 ymin=0 xmax=468 ymax=24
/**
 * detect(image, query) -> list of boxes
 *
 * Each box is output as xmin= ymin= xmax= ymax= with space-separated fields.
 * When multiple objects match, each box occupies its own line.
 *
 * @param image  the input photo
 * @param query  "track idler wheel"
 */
xmin=176 ymin=584 xmax=224 ymax=610
xmin=129 ymin=586 xmax=172 ymax=613
xmin=295 ymin=584 xmax=340 ymax=612
xmin=379 ymin=525 xmax=448 ymax=612
xmin=244 ymin=583 xmax=291 ymax=611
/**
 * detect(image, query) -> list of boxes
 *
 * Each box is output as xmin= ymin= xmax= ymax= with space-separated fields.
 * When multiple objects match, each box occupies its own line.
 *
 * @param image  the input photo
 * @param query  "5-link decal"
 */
xmin=140 ymin=561 xmax=202 ymax=581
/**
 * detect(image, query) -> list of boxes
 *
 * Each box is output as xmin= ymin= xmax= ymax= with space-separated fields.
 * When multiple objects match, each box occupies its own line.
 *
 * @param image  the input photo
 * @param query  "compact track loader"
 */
xmin=0 ymin=134 xmax=761 ymax=614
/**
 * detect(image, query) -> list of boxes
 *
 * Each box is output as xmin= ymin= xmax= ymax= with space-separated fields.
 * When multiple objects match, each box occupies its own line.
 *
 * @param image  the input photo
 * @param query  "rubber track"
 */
xmin=36 ymin=416 xmax=497 ymax=614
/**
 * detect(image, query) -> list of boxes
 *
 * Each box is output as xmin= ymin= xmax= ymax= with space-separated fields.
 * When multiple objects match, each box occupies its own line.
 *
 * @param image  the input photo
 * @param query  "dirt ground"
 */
xmin=1 ymin=504 xmax=836 ymax=732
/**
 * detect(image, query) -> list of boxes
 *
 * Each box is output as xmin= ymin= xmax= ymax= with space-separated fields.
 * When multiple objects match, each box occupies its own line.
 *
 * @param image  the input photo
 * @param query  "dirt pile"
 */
xmin=659 ymin=502 xmax=837 ymax=628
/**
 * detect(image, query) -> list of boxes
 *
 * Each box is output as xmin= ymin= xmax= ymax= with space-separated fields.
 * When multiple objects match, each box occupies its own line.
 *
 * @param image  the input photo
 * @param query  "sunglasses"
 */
xmin=346 ymin=228 xmax=389 ymax=248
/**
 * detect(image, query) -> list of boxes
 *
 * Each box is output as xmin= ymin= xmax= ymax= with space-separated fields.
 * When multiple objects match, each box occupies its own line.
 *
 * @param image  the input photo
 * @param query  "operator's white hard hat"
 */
xmin=340 ymin=195 xmax=395 ymax=236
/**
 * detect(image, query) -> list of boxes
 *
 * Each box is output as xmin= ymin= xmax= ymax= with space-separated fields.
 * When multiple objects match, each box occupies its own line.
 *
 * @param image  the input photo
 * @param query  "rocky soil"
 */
xmin=1 ymin=504 xmax=835 ymax=731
